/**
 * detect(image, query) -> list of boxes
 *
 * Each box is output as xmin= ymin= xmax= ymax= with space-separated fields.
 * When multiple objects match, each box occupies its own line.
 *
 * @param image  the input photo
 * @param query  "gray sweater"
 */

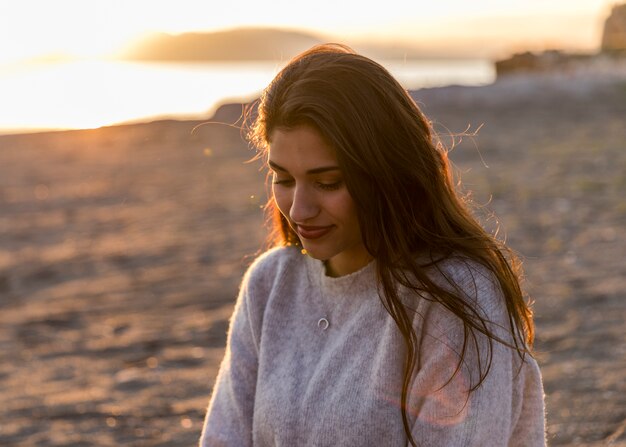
xmin=200 ymin=246 xmax=546 ymax=446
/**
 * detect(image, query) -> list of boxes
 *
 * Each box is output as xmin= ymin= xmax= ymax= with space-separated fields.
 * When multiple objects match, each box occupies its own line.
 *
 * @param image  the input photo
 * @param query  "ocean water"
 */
xmin=0 ymin=59 xmax=494 ymax=135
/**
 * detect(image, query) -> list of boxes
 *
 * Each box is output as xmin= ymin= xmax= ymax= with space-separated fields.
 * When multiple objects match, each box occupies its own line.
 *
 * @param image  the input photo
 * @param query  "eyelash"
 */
xmin=272 ymin=179 xmax=293 ymax=186
xmin=272 ymin=179 xmax=343 ymax=191
xmin=317 ymin=181 xmax=342 ymax=191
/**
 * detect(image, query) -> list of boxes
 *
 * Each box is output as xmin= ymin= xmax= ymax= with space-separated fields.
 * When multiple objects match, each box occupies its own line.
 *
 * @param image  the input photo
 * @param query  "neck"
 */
xmin=324 ymin=250 xmax=373 ymax=278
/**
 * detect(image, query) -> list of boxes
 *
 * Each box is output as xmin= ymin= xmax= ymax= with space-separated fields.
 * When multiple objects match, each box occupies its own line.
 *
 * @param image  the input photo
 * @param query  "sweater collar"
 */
xmin=304 ymin=254 xmax=378 ymax=298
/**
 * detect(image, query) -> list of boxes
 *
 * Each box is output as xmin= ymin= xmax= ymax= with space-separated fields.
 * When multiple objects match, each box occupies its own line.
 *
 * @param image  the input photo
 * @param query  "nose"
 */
xmin=289 ymin=184 xmax=320 ymax=223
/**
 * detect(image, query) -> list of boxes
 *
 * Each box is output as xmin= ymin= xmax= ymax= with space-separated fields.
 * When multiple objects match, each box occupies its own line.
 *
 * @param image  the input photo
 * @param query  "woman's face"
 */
xmin=268 ymin=125 xmax=371 ymax=277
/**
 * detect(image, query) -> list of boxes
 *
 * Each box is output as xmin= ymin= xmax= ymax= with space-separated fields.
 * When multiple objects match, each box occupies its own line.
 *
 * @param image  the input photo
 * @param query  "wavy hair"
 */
xmin=248 ymin=43 xmax=534 ymax=446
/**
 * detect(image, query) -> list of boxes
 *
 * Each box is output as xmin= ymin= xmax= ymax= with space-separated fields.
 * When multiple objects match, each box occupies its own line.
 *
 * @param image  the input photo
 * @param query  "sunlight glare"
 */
xmin=0 ymin=0 xmax=615 ymax=65
xmin=0 ymin=60 xmax=279 ymax=132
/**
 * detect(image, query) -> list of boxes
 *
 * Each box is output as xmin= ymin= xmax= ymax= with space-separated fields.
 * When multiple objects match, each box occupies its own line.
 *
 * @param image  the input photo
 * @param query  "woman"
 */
xmin=200 ymin=44 xmax=546 ymax=446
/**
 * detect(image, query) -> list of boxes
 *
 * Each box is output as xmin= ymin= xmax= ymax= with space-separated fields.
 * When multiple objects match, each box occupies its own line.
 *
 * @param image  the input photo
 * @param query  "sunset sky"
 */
xmin=0 ymin=0 xmax=617 ymax=65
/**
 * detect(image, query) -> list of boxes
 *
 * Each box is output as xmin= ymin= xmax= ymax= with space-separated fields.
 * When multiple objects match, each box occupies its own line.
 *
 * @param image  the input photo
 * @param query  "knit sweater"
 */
xmin=200 ymin=246 xmax=546 ymax=446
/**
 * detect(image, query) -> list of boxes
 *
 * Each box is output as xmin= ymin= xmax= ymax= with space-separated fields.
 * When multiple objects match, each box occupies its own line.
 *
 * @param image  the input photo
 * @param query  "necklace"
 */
xmin=309 ymin=258 xmax=362 ymax=332
xmin=305 ymin=253 xmax=374 ymax=332
xmin=317 ymin=317 xmax=330 ymax=331
xmin=316 ymin=261 xmax=334 ymax=332
xmin=303 ymin=257 xmax=336 ymax=332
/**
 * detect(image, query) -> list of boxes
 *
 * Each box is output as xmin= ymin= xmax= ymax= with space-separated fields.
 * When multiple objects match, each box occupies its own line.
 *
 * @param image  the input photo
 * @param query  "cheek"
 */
xmin=272 ymin=186 xmax=292 ymax=217
xmin=330 ymin=191 xmax=360 ymax=227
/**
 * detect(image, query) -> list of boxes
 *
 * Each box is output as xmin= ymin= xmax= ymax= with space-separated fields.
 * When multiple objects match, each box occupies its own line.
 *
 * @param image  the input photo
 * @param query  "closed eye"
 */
xmin=317 ymin=180 xmax=343 ymax=191
xmin=272 ymin=177 xmax=294 ymax=187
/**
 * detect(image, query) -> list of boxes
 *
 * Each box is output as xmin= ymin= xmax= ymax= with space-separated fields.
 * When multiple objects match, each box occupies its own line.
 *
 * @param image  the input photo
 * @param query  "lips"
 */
xmin=296 ymin=224 xmax=334 ymax=240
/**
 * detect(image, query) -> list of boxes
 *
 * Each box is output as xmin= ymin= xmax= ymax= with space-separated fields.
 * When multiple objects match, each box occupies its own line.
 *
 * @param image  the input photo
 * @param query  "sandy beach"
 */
xmin=1 ymin=73 xmax=625 ymax=446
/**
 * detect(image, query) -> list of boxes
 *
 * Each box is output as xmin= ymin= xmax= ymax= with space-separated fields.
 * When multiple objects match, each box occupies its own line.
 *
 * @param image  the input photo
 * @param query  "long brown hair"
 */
xmin=249 ymin=43 xmax=534 ymax=446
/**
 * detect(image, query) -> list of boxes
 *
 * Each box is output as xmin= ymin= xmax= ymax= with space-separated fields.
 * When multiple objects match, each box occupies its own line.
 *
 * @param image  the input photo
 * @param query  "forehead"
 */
xmin=268 ymin=126 xmax=338 ymax=170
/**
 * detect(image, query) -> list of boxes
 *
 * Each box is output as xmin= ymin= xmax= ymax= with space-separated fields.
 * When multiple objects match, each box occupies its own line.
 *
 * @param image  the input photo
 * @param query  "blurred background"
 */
xmin=0 ymin=0 xmax=617 ymax=134
xmin=1 ymin=1 xmax=625 ymax=446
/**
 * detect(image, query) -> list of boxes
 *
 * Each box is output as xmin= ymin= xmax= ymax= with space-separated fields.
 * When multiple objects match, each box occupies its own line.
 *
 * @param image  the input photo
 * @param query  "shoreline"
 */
xmin=0 ymin=57 xmax=495 ymax=139
xmin=2 ymin=69 xmax=624 ymax=140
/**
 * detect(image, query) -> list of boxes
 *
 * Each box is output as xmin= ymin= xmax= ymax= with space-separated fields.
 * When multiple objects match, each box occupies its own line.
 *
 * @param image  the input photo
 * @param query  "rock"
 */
xmin=495 ymin=3 xmax=626 ymax=78
xmin=209 ymin=102 xmax=253 ymax=126
xmin=495 ymin=50 xmax=560 ymax=76
xmin=601 ymin=3 xmax=626 ymax=53
xmin=494 ymin=50 xmax=594 ymax=77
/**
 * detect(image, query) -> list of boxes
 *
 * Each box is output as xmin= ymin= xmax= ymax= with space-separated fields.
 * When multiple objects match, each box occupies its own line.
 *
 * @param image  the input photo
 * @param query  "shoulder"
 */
xmin=233 ymin=245 xmax=306 ymax=336
xmin=412 ymin=254 xmax=516 ymax=348
xmin=424 ymin=254 xmax=505 ymax=318
xmin=240 ymin=245 xmax=306 ymax=295
xmin=427 ymin=254 xmax=498 ymax=290
xmin=244 ymin=245 xmax=304 ymax=280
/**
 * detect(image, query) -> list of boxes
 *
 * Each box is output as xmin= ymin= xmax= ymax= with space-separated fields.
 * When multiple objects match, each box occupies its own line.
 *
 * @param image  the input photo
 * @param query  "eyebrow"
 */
xmin=268 ymin=160 xmax=341 ymax=175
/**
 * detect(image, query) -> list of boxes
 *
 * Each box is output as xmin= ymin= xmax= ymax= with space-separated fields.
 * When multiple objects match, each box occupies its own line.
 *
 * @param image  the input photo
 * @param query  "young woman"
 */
xmin=200 ymin=44 xmax=546 ymax=446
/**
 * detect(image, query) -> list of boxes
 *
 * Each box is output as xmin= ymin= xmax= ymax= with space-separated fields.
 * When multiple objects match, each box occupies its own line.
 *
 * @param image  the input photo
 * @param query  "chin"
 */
xmin=301 ymin=245 xmax=334 ymax=261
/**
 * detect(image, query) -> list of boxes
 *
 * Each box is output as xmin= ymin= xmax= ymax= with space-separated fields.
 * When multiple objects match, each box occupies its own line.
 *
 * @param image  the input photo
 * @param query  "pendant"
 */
xmin=317 ymin=317 xmax=329 ymax=331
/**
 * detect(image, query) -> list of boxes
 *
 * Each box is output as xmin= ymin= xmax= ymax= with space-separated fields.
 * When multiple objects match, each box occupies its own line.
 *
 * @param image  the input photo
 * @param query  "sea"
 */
xmin=0 ymin=59 xmax=494 ymax=135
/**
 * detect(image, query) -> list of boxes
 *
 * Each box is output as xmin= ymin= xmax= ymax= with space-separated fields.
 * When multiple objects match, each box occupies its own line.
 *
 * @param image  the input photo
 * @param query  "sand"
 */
xmin=0 ymin=73 xmax=625 ymax=446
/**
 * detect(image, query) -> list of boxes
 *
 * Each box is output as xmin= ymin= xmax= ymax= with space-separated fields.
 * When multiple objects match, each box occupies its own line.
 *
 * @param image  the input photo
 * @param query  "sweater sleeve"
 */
xmin=408 ymin=262 xmax=546 ymax=446
xmin=199 ymin=267 xmax=261 ymax=447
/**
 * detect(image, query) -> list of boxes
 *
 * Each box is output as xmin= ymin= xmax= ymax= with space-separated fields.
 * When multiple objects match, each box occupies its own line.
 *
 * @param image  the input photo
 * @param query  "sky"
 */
xmin=0 ymin=0 xmax=618 ymax=65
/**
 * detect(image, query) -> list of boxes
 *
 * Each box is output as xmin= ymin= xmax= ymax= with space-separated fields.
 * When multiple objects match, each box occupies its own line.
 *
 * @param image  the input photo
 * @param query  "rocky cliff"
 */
xmin=496 ymin=2 xmax=626 ymax=78
xmin=602 ymin=3 xmax=626 ymax=53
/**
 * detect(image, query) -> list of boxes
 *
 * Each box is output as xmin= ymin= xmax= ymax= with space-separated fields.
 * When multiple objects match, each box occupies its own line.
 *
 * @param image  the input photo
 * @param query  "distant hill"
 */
xmin=120 ymin=28 xmax=326 ymax=62
xmin=117 ymin=27 xmax=456 ymax=62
